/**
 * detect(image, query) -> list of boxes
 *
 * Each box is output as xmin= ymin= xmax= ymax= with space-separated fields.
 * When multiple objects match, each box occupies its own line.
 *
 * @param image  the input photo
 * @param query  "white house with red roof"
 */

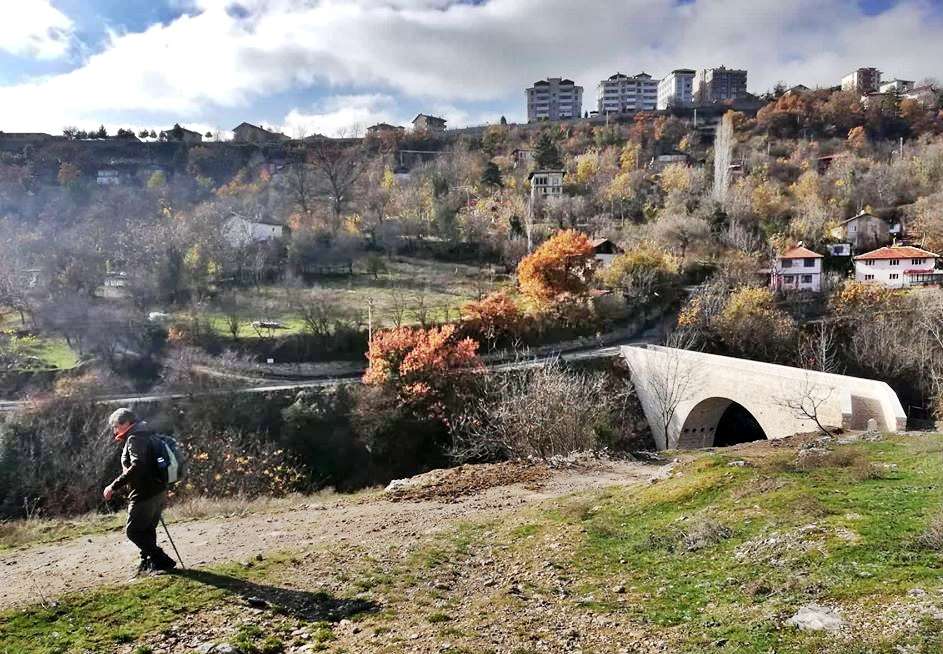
xmin=854 ymin=245 xmax=940 ymax=288
xmin=771 ymin=245 xmax=824 ymax=292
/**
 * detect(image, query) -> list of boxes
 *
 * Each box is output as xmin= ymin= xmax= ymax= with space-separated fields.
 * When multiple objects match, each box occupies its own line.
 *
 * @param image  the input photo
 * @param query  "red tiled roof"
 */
xmin=854 ymin=246 xmax=939 ymax=261
xmin=779 ymin=246 xmax=823 ymax=259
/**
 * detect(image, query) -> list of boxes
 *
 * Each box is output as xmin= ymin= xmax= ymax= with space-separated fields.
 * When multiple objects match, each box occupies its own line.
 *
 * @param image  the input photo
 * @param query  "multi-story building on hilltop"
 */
xmin=657 ymin=69 xmax=696 ymax=109
xmin=693 ymin=66 xmax=748 ymax=104
xmin=842 ymin=67 xmax=882 ymax=94
xmin=526 ymin=78 xmax=583 ymax=122
xmin=596 ymin=72 xmax=659 ymax=114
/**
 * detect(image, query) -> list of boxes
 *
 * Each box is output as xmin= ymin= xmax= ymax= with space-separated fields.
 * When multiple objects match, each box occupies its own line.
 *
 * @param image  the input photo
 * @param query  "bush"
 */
xmin=0 ymin=400 xmax=114 ymax=518
xmin=450 ymin=358 xmax=637 ymax=461
xmin=181 ymin=428 xmax=305 ymax=499
xmin=917 ymin=512 xmax=943 ymax=551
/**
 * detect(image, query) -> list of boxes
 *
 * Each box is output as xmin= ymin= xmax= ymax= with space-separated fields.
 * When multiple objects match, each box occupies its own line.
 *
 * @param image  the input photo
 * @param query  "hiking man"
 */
xmin=103 ymin=408 xmax=177 ymax=575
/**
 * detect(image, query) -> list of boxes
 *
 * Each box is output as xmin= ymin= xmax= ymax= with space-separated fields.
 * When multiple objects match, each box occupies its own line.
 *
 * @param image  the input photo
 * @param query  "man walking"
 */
xmin=103 ymin=408 xmax=177 ymax=575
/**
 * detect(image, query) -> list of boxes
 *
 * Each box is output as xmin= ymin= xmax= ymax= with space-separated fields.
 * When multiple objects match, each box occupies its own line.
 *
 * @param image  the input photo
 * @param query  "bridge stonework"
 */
xmin=621 ymin=345 xmax=907 ymax=450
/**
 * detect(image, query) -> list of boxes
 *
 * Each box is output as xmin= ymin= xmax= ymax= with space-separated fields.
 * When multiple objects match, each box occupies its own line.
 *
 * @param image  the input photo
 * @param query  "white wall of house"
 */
xmin=530 ymin=172 xmax=565 ymax=201
xmin=771 ymin=256 xmax=822 ymax=292
xmin=855 ymin=255 xmax=935 ymax=288
xmin=224 ymin=216 xmax=286 ymax=247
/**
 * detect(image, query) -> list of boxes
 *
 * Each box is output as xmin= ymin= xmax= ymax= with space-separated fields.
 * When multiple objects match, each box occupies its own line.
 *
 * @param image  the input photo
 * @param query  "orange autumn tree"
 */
xmin=461 ymin=291 xmax=523 ymax=348
xmin=364 ymin=324 xmax=481 ymax=416
xmin=516 ymin=230 xmax=595 ymax=306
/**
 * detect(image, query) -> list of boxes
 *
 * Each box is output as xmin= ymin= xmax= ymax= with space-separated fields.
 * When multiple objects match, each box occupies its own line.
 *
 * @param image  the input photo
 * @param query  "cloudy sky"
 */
xmin=1 ymin=0 xmax=942 ymax=136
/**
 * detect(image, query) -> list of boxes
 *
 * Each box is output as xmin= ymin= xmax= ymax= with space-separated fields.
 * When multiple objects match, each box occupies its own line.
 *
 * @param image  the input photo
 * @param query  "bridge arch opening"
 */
xmin=678 ymin=397 xmax=767 ymax=449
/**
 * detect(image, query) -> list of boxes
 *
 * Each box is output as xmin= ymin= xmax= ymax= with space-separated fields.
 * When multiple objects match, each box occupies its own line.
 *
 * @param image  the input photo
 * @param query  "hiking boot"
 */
xmin=134 ymin=557 xmax=153 ymax=577
xmin=150 ymin=549 xmax=177 ymax=571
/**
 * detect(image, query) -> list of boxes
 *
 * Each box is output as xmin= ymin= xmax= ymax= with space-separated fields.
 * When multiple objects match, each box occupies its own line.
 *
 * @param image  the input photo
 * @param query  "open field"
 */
xmin=175 ymin=256 xmax=510 ymax=338
xmin=0 ymin=310 xmax=80 ymax=371
xmin=1 ymin=434 xmax=942 ymax=653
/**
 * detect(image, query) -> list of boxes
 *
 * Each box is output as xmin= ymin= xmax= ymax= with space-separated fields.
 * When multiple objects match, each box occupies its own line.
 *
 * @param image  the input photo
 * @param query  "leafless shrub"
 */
xmin=916 ymin=512 xmax=943 ymax=551
xmin=682 ymin=516 xmax=733 ymax=552
xmin=450 ymin=358 xmax=632 ymax=461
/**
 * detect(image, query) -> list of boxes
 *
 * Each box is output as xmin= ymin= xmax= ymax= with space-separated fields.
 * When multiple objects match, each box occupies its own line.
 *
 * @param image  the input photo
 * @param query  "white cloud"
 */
xmin=0 ymin=0 xmax=74 ymax=59
xmin=1 ymin=0 xmax=942 ymax=131
xmin=281 ymin=94 xmax=401 ymax=137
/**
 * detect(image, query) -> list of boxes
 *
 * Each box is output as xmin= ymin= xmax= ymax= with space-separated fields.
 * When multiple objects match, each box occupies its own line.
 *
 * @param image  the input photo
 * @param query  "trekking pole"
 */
xmin=159 ymin=515 xmax=186 ymax=570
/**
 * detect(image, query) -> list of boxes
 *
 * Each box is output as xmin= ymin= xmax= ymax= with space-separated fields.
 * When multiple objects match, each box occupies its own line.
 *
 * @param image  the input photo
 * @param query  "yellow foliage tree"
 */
xmin=714 ymin=286 xmax=796 ymax=360
xmin=658 ymin=163 xmax=693 ymax=194
xmin=573 ymin=150 xmax=600 ymax=184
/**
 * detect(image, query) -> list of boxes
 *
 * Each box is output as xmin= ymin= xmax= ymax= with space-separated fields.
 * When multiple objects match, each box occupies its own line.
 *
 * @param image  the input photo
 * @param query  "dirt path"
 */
xmin=0 ymin=460 xmax=669 ymax=611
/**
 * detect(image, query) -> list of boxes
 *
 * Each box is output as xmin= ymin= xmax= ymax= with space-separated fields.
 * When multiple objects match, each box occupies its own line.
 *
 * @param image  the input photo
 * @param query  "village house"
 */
xmin=528 ymin=170 xmax=565 ymax=202
xmin=590 ymin=238 xmax=624 ymax=267
xmin=366 ymin=123 xmax=405 ymax=136
xmin=232 ymin=122 xmax=289 ymax=144
xmin=511 ymin=148 xmax=534 ymax=167
xmin=854 ymin=245 xmax=941 ymax=288
xmin=223 ymin=214 xmax=288 ymax=248
xmin=158 ymin=124 xmax=203 ymax=144
xmin=831 ymin=211 xmax=890 ymax=250
xmin=411 ymin=114 xmax=447 ymax=132
xmin=770 ymin=245 xmax=824 ymax=293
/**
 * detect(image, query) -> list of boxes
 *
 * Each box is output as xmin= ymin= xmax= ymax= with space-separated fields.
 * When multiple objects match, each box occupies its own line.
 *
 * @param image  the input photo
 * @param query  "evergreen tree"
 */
xmin=95 ymin=125 xmax=108 ymax=138
xmin=481 ymin=160 xmax=503 ymax=188
xmin=533 ymin=131 xmax=563 ymax=169
xmin=500 ymin=115 xmax=507 ymax=126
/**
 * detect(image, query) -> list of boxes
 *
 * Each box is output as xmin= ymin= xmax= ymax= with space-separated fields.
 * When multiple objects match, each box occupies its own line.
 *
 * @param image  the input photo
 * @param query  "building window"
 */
xmin=889 ymin=259 xmax=899 ymax=265
xmin=864 ymin=260 xmax=874 ymax=266
xmin=864 ymin=274 xmax=874 ymax=280
xmin=803 ymin=258 xmax=815 ymax=268
xmin=784 ymin=275 xmax=795 ymax=283
xmin=782 ymin=259 xmax=792 ymax=268
xmin=912 ymin=258 xmax=924 ymax=265
xmin=801 ymin=275 xmax=812 ymax=283
xmin=889 ymin=273 xmax=899 ymax=280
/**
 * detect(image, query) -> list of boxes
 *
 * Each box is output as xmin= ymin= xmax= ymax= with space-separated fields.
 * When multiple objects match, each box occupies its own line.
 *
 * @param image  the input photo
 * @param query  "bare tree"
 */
xmin=307 ymin=138 xmax=367 ymax=235
xmin=630 ymin=333 xmax=701 ymax=449
xmin=798 ymin=322 xmax=840 ymax=373
xmin=779 ymin=374 xmax=833 ymax=436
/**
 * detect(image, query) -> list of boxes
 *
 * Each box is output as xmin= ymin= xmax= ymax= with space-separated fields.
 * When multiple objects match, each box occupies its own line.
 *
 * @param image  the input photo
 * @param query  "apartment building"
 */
xmin=693 ymin=66 xmax=748 ymax=104
xmin=597 ymin=72 xmax=659 ymax=114
xmin=657 ymin=69 xmax=696 ymax=109
xmin=841 ymin=68 xmax=882 ymax=94
xmin=526 ymin=78 xmax=583 ymax=122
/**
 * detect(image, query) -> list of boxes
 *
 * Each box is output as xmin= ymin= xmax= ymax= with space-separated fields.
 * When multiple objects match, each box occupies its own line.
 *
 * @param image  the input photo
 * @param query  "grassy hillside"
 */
xmin=2 ymin=434 xmax=942 ymax=653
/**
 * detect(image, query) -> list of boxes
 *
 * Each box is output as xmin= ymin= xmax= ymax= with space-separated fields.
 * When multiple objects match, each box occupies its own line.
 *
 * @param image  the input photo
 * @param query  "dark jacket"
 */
xmin=111 ymin=423 xmax=166 ymax=501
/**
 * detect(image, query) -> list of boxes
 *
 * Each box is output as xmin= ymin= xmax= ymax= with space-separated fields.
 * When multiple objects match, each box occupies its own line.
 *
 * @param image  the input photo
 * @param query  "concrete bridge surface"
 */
xmin=622 ymin=345 xmax=907 ymax=450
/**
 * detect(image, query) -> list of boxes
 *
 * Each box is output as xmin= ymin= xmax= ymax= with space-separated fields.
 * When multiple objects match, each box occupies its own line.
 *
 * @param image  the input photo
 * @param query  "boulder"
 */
xmin=785 ymin=604 xmax=844 ymax=632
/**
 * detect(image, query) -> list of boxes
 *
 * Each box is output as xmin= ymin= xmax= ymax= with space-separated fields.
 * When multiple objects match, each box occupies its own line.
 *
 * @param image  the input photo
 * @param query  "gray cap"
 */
xmin=107 ymin=407 xmax=136 ymax=428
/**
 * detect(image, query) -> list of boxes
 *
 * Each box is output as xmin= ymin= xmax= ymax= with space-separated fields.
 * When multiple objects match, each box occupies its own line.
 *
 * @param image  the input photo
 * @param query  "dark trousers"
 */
xmin=126 ymin=493 xmax=165 ymax=560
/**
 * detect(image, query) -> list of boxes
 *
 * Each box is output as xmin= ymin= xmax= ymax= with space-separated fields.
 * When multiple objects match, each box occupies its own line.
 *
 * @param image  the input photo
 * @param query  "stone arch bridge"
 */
xmin=621 ymin=345 xmax=906 ymax=450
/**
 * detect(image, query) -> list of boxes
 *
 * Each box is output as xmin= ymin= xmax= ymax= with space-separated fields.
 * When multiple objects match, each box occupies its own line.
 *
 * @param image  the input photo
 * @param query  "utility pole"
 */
xmin=899 ymin=137 xmax=904 ymax=160
xmin=367 ymin=297 xmax=374 ymax=343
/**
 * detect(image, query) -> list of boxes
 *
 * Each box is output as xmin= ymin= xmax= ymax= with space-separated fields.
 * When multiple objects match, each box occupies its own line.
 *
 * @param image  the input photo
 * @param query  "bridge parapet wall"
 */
xmin=622 ymin=345 xmax=907 ymax=450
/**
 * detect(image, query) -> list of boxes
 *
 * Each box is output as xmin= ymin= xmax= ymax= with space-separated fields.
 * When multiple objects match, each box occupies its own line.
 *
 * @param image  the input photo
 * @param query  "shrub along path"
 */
xmin=0 ymin=457 xmax=668 ymax=611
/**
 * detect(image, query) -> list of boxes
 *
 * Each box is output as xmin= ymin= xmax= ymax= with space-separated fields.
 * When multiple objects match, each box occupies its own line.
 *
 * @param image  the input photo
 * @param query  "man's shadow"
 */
xmin=172 ymin=569 xmax=379 ymax=622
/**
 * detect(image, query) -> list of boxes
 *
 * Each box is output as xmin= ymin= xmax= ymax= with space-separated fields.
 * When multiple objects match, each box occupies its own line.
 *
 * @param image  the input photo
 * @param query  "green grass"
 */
xmin=182 ymin=256 xmax=507 ymax=340
xmin=0 ymin=309 xmax=80 ymax=371
xmin=545 ymin=435 xmax=943 ymax=652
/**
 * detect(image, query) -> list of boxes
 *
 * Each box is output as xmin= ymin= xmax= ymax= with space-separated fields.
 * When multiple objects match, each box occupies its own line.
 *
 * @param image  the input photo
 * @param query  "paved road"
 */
xmin=0 ymin=330 xmax=658 ymax=414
